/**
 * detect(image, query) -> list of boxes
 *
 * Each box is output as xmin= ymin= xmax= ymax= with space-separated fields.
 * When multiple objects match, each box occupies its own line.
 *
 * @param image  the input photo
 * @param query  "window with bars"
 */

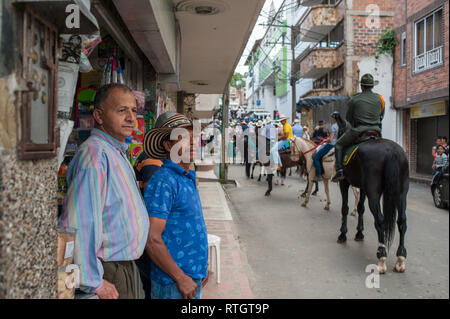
xmin=313 ymin=74 xmax=328 ymax=89
xmin=401 ymin=32 xmax=407 ymax=66
xmin=414 ymin=8 xmax=444 ymax=73
xmin=330 ymin=64 xmax=344 ymax=88
xmin=18 ymin=7 xmax=59 ymax=160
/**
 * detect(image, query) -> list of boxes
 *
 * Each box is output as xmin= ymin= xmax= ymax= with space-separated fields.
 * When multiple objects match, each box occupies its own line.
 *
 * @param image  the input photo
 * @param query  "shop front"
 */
xmin=0 ymin=0 xmax=175 ymax=298
xmin=410 ymin=100 xmax=449 ymax=176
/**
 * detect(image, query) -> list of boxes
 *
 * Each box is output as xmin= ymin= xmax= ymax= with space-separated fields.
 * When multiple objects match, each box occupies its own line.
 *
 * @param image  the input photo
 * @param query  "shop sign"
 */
xmin=410 ymin=101 xmax=447 ymax=119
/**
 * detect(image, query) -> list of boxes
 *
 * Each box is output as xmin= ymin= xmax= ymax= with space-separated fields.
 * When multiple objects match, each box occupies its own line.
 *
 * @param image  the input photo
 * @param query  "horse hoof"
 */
xmin=301 ymin=193 xmax=306 ymax=198
xmin=354 ymin=232 xmax=364 ymax=241
xmin=312 ymin=192 xmax=318 ymax=196
xmin=350 ymin=210 xmax=357 ymax=217
xmin=393 ymin=257 xmax=406 ymax=273
xmin=337 ymin=234 xmax=347 ymax=243
xmin=265 ymin=191 xmax=271 ymax=197
xmin=324 ymin=206 xmax=330 ymax=211
xmin=378 ymin=258 xmax=387 ymax=274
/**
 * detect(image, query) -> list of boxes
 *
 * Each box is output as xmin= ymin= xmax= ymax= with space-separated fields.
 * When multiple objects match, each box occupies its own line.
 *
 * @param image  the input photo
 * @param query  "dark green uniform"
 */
xmin=335 ymin=90 xmax=385 ymax=149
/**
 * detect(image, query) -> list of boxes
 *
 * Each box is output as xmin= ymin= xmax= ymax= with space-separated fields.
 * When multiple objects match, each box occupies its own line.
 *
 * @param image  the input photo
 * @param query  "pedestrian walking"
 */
xmin=59 ymin=83 xmax=149 ymax=299
xmin=142 ymin=113 xmax=209 ymax=299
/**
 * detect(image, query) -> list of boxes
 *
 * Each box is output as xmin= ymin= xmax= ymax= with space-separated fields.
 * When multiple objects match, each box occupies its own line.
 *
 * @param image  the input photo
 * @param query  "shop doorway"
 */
xmin=416 ymin=114 xmax=449 ymax=175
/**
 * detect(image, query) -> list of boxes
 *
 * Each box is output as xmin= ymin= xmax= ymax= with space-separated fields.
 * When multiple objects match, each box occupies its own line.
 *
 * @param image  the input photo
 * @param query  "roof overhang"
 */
xmin=296 ymin=95 xmax=349 ymax=112
xmin=113 ymin=0 xmax=264 ymax=94
xmin=174 ymin=0 xmax=265 ymax=94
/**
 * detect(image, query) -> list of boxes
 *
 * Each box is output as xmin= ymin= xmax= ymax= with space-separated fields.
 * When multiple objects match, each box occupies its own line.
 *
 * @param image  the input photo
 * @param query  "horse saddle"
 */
xmin=357 ymin=130 xmax=381 ymax=143
xmin=279 ymin=149 xmax=291 ymax=156
xmin=322 ymin=147 xmax=335 ymax=162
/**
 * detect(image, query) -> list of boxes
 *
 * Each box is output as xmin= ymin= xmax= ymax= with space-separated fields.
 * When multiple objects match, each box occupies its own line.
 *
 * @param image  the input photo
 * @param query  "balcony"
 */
xmin=299 ymin=46 xmax=344 ymax=79
xmin=301 ymin=5 xmax=344 ymax=42
xmin=414 ymin=46 xmax=443 ymax=73
xmin=300 ymin=0 xmax=339 ymax=6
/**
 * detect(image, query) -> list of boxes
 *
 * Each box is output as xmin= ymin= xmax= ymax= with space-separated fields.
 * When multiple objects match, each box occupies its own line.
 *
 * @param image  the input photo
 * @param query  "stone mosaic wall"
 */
xmin=0 ymin=75 xmax=58 ymax=299
xmin=300 ymin=45 xmax=345 ymax=78
xmin=303 ymin=5 xmax=345 ymax=32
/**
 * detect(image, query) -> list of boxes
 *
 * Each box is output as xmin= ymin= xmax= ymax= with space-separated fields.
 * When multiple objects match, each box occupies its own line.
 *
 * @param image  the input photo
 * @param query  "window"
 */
xmin=330 ymin=65 xmax=344 ymax=88
xmin=313 ymin=74 xmax=328 ymax=89
xmin=329 ymin=20 xmax=344 ymax=48
xmin=19 ymin=7 xmax=59 ymax=160
xmin=401 ymin=32 xmax=407 ymax=66
xmin=414 ymin=8 xmax=444 ymax=72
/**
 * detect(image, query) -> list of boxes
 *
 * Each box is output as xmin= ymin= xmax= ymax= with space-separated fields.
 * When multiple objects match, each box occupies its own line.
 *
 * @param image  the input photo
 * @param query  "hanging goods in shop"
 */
xmin=101 ymin=47 xmax=125 ymax=86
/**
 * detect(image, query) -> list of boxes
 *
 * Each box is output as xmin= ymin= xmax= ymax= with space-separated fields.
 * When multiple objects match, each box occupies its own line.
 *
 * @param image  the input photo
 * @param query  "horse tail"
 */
xmin=383 ymin=152 xmax=400 ymax=250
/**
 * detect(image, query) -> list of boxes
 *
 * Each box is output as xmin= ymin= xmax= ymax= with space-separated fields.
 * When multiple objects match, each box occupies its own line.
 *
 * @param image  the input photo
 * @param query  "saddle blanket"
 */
xmin=343 ymin=144 xmax=359 ymax=166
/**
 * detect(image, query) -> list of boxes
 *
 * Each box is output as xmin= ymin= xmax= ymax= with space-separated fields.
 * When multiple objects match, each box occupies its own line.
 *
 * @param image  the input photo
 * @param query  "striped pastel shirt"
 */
xmin=59 ymin=129 xmax=149 ymax=293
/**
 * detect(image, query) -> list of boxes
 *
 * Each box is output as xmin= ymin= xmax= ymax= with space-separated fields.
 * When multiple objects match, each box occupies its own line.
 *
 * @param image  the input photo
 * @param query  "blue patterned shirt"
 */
xmin=144 ymin=159 xmax=208 ymax=285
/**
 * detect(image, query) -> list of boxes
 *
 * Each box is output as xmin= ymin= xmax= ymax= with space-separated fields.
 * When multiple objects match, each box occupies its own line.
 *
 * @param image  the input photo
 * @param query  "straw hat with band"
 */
xmin=279 ymin=114 xmax=289 ymax=121
xmin=143 ymin=113 xmax=193 ymax=159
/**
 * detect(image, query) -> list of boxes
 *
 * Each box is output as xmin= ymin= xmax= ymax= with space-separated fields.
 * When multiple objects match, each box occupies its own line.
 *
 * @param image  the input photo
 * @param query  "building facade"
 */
xmin=393 ymin=0 xmax=449 ymax=180
xmin=245 ymin=1 xmax=293 ymax=120
xmin=294 ymin=0 xmax=395 ymax=132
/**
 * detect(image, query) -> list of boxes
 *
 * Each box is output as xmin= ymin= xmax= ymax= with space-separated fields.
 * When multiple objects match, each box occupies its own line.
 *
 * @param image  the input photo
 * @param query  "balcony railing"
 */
xmin=414 ymin=46 xmax=443 ymax=73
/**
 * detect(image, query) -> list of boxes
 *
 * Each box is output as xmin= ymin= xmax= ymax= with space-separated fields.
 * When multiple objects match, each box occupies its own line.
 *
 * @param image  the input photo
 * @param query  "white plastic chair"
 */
xmin=207 ymin=234 xmax=221 ymax=284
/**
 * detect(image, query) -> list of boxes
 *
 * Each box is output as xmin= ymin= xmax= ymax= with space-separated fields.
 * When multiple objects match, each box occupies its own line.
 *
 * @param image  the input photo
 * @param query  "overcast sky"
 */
xmin=235 ymin=0 xmax=285 ymax=75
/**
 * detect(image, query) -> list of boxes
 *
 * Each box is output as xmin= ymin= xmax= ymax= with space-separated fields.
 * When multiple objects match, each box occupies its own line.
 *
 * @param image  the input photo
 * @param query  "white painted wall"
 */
xmin=357 ymin=54 xmax=403 ymax=147
xmin=195 ymin=94 xmax=222 ymax=111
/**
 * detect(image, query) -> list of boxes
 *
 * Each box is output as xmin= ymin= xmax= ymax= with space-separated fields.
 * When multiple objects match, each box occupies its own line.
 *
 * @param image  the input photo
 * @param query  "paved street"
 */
xmin=221 ymin=164 xmax=449 ymax=299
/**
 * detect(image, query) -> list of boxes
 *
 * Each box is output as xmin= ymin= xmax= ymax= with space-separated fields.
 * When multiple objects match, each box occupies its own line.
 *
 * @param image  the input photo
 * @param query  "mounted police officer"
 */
xmin=332 ymin=73 xmax=385 ymax=182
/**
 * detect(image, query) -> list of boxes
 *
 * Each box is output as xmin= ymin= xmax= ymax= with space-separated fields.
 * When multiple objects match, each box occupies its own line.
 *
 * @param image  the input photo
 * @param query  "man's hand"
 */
xmin=176 ymin=274 xmax=198 ymax=299
xmin=202 ymin=270 xmax=212 ymax=288
xmin=95 ymin=280 xmax=119 ymax=299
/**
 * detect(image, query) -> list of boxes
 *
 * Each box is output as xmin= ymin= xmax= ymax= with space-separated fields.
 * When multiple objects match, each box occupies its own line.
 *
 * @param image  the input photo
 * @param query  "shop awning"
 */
xmin=296 ymin=95 xmax=349 ymax=112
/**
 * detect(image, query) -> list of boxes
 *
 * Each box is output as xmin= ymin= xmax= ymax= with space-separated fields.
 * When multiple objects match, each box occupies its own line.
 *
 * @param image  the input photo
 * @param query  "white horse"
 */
xmin=290 ymin=137 xmax=360 ymax=211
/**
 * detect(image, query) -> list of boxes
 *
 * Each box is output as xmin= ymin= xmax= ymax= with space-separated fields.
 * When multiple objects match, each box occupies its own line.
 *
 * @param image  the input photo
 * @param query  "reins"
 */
xmin=296 ymin=137 xmax=325 ymax=155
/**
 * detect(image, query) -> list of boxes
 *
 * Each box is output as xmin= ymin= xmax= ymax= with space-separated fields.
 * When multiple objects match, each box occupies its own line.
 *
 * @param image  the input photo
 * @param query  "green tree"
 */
xmin=230 ymin=72 xmax=246 ymax=89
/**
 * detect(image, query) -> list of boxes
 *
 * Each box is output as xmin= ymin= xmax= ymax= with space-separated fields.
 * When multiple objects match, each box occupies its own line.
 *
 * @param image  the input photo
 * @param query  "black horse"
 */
xmin=337 ymin=134 xmax=409 ymax=274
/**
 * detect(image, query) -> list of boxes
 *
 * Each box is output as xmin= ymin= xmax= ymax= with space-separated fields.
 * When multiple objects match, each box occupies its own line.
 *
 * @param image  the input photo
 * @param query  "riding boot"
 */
xmin=332 ymin=144 xmax=345 ymax=182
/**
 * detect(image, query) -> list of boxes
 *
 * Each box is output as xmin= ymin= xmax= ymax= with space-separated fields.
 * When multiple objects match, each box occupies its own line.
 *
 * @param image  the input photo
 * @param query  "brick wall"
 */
xmin=349 ymin=0 xmax=394 ymax=93
xmin=393 ymin=0 xmax=449 ymax=106
xmin=353 ymin=0 xmax=395 ymax=12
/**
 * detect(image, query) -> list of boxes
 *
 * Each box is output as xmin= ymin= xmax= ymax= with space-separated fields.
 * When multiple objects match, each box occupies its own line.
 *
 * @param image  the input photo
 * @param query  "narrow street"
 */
xmin=221 ymin=164 xmax=449 ymax=299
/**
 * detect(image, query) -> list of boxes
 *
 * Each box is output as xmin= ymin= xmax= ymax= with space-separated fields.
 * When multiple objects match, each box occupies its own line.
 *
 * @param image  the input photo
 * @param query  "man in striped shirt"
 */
xmin=59 ymin=84 xmax=149 ymax=299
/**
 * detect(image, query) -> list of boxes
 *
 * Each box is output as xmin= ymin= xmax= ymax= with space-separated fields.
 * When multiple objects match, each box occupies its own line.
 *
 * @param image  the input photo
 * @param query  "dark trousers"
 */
xmin=135 ymin=253 xmax=152 ymax=299
xmin=102 ymin=260 xmax=137 ymax=299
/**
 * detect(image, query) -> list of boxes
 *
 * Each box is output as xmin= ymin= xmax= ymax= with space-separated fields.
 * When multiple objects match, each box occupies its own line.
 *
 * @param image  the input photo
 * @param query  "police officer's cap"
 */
xmin=359 ymin=74 xmax=379 ymax=87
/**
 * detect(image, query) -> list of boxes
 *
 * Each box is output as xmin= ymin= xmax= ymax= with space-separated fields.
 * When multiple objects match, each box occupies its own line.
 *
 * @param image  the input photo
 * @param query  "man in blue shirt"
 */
xmin=142 ymin=113 xmax=209 ymax=299
xmin=292 ymin=119 xmax=303 ymax=138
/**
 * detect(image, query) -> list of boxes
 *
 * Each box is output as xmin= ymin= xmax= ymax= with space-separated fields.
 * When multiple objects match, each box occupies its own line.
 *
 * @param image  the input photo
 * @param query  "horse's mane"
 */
xmin=295 ymin=137 xmax=316 ymax=148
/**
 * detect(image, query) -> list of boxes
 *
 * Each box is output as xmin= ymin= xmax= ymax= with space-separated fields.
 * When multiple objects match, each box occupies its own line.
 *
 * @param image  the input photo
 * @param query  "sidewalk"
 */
xmin=198 ymin=182 xmax=254 ymax=299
